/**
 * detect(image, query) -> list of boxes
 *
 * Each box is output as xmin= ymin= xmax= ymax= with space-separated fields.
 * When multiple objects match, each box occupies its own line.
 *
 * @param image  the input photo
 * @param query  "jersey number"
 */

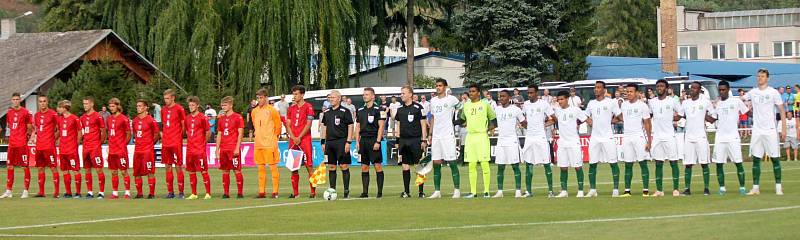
xmin=136 ymin=131 xmax=142 ymax=138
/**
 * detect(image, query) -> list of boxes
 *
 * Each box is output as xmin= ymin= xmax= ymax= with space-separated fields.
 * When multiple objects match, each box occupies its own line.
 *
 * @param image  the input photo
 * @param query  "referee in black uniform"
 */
xmin=395 ymin=85 xmax=429 ymax=198
xmin=320 ymin=90 xmax=355 ymax=198
xmin=355 ymin=87 xmax=387 ymax=198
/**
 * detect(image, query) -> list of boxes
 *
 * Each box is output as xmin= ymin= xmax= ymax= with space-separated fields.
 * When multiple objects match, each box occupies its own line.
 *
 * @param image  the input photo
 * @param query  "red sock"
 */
xmin=235 ymin=172 xmax=244 ymax=195
xmin=291 ymin=171 xmax=299 ymax=196
xmin=52 ymin=172 xmax=60 ymax=196
xmin=189 ymin=173 xmax=197 ymax=195
xmin=97 ymin=172 xmax=105 ymax=193
xmin=222 ymin=172 xmax=230 ymax=195
xmin=148 ymin=177 xmax=156 ymax=196
xmin=37 ymin=171 xmax=45 ymax=195
xmin=5 ymin=168 xmax=13 ymax=190
xmin=177 ymin=170 xmax=185 ymax=194
xmin=23 ymin=168 xmax=30 ymax=190
xmin=63 ymin=173 xmax=72 ymax=195
xmin=202 ymin=172 xmax=211 ymax=195
xmin=85 ymin=172 xmax=93 ymax=192
xmin=135 ymin=177 xmax=143 ymax=195
xmin=124 ymin=175 xmax=131 ymax=191
xmin=165 ymin=170 xmax=174 ymax=193
xmin=112 ymin=175 xmax=119 ymax=192
xmin=74 ymin=173 xmax=82 ymax=195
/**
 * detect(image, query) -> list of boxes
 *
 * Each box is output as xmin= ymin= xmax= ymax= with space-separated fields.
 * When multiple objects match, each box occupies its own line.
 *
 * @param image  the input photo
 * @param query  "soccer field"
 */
xmin=0 ymin=160 xmax=796 ymax=239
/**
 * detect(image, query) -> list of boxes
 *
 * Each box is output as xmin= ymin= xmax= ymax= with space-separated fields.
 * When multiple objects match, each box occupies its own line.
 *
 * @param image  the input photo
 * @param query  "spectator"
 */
xmin=420 ymin=94 xmax=430 ymax=115
xmin=512 ymin=88 xmax=525 ymax=105
xmin=568 ymin=86 xmax=582 ymax=108
xmin=100 ymin=106 xmax=110 ymax=122
xmin=152 ymin=103 xmax=162 ymax=128
xmin=205 ymin=104 xmax=218 ymax=141
xmin=413 ymin=94 xmax=419 ymax=103
xmin=388 ymin=96 xmax=401 ymax=135
xmin=541 ymin=89 xmax=555 ymax=107
xmin=646 ymin=88 xmax=655 ymax=99
xmin=482 ymin=90 xmax=497 ymax=108
xmin=785 ymin=86 xmax=795 ymax=114
xmin=274 ymin=94 xmax=290 ymax=120
xmin=245 ymin=99 xmax=257 ymax=139
xmin=342 ymin=97 xmax=357 ymax=120
xmin=379 ymin=95 xmax=388 ymax=106
xmin=795 ymin=85 xmax=800 ymax=115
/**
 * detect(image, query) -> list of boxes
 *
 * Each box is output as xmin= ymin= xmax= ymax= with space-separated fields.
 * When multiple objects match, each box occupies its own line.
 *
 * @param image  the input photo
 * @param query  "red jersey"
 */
xmin=217 ymin=112 xmax=243 ymax=151
xmin=286 ymin=102 xmax=315 ymax=141
xmin=185 ymin=112 xmax=209 ymax=155
xmin=80 ymin=111 xmax=104 ymax=150
xmin=34 ymin=109 xmax=58 ymax=150
xmin=106 ymin=113 xmax=130 ymax=155
xmin=58 ymin=114 xmax=80 ymax=155
xmin=160 ymin=103 xmax=186 ymax=147
xmin=133 ymin=115 xmax=159 ymax=153
xmin=6 ymin=107 xmax=32 ymax=147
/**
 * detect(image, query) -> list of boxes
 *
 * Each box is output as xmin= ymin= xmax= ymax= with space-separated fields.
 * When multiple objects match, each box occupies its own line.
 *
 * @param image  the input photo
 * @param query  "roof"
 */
xmin=704 ymin=8 xmax=800 ymax=18
xmin=349 ymin=51 xmax=465 ymax=78
xmin=0 ymin=29 xmax=169 ymax=117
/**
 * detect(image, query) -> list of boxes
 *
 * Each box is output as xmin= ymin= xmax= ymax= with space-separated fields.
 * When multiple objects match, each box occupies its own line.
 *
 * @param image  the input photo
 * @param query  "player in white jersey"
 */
xmin=712 ymin=81 xmax=749 ymax=196
xmin=678 ymin=82 xmax=715 ymax=196
xmin=743 ymin=69 xmax=787 ymax=195
xmin=492 ymin=90 xmax=525 ymax=198
xmin=522 ymin=84 xmax=556 ymax=197
xmin=554 ymin=91 xmax=588 ymax=198
xmin=427 ymin=79 xmax=462 ymax=199
xmin=785 ymin=112 xmax=798 ymax=161
xmin=648 ymin=79 xmax=682 ymax=197
xmin=584 ymin=81 xmax=621 ymax=197
xmin=618 ymin=83 xmax=652 ymax=197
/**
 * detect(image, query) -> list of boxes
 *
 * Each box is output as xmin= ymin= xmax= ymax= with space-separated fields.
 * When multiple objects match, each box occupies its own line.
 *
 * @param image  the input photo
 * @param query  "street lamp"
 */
xmin=13 ymin=11 xmax=33 ymax=20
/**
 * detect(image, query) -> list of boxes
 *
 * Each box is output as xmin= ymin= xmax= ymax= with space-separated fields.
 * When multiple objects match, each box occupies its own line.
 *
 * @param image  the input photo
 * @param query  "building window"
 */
xmin=737 ymin=42 xmax=759 ymax=59
xmin=774 ymin=41 xmax=795 ymax=57
xmin=679 ymin=46 xmax=698 ymax=60
xmin=712 ymin=44 xmax=726 ymax=60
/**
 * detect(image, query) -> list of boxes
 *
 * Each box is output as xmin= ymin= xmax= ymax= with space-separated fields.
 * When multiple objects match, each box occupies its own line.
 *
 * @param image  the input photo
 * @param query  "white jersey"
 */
xmin=585 ymin=98 xmax=621 ymax=139
xmin=495 ymin=104 xmax=525 ymax=146
xmin=714 ymin=97 xmax=748 ymax=143
xmin=555 ymin=106 xmax=587 ymax=147
xmin=743 ymin=87 xmax=782 ymax=136
xmin=787 ymin=118 xmax=798 ymax=138
xmin=680 ymin=98 xmax=714 ymax=141
xmin=648 ymin=97 xmax=681 ymax=141
xmin=620 ymin=100 xmax=650 ymax=137
xmin=429 ymin=95 xmax=460 ymax=139
xmin=523 ymin=100 xmax=554 ymax=138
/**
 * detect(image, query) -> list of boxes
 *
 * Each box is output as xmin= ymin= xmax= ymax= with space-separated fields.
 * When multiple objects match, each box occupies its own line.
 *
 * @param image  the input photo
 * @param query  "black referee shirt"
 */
xmin=356 ymin=104 xmax=386 ymax=137
xmin=322 ymin=106 xmax=353 ymax=141
xmin=395 ymin=102 xmax=425 ymax=138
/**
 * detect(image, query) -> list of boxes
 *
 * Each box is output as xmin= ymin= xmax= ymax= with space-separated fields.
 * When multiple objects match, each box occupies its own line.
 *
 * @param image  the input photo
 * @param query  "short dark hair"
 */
xmin=136 ymin=99 xmax=150 ymax=107
xmin=691 ymin=81 xmax=702 ymax=87
xmin=738 ymin=88 xmax=745 ymax=92
xmin=719 ymin=80 xmax=730 ymax=88
xmin=435 ymin=78 xmax=448 ymax=86
xmin=256 ymin=88 xmax=268 ymax=97
xmin=557 ymin=90 xmax=569 ymax=98
xmin=11 ymin=92 xmax=20 ymax=98
xmin=364 ymin=87 xmax=375 ymax=93
xmin=595 ymin=81 xmax=606 ymax=89
xmin=291 ymin=85 xmax=306 ymax=94
xmin=468 ymin=83 xmax=480 ymax=92
xmin=500 ymin=90 xmax=512 ymax=96
xmin=527 ymin=84 xmax=539 ymax=91
xmin=401 ymin=85 xmax=414 ymax=94
xmin=187 ymin=96 xmax=200 ymax=104
xmin=757 ymin=68 xmax=770 ymax=77
xmin=656 ymin=79 xmax=668 ymax=87
xmin=625 ymin=83 xmax=638 ymax=91
xmin=82 ymin=96 xmax=95 ymax=103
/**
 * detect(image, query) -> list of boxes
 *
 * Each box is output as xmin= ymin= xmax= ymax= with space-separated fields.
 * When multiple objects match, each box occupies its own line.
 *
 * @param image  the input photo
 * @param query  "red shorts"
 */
xmin=218 ymin=150 xmax=241 ymax=171
xmin=82 ymin=147 xmax=104 ymax=169
xmin=59 ymin=153 xmax=80 ymax=171
xmin=133 ymin=151 xmax=155 ymax=176
xmin=35 ymin=149 xmax=57 ymax=168
xmin=7 ymin=146 xmax=30 ymax=167
xmin=108 ymin=154 xmax=129 ymax=170
xmin=161 ymin=146 xmax=184 ymax=166
xmin=185 ymin=153 xmax=208 ymax=172
xmin=289 ymin=138 xmax=314 ymax=168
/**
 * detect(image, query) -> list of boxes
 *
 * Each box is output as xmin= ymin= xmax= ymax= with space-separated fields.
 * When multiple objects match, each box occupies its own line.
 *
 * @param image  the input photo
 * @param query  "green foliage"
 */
xmin=548 ymin=0 xmax=595 ymax=82
xmin=46 ymin=62 xmax=138 ymax=115
xmin=413 ymin=74 xmax=437 ymax=89
xmin=594 ymin=0 xmax=658 ymax=57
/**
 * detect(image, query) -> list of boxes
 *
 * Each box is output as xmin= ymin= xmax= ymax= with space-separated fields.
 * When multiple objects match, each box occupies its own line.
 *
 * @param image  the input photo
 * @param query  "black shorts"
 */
xmin=398 ymin=137 xmax=422 ymax=165
xmin=359 ymin=137 xmax=383 ymax=165
xmin=325 ymin=139 xmax=352 ymax=165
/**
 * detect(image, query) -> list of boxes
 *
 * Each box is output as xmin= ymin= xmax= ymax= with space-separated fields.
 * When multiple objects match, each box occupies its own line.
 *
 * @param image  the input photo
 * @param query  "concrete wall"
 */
xmin=348 ymin=56 xmax=465 ymax=88
xmin=676 ymin=26 xmax=800 ymax=63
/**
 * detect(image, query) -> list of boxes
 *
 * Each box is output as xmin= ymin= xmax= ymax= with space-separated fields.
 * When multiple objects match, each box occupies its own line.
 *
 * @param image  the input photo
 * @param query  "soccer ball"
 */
xmin=323 ymin=188 xmax=338 ymax=201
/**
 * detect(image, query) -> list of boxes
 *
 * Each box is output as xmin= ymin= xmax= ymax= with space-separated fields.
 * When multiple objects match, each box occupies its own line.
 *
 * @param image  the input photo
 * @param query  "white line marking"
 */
xmin=0 ymin=205 xmax=798 ymax=238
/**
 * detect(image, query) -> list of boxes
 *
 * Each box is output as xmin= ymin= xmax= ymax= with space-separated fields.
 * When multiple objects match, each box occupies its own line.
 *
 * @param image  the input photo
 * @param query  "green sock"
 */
xmin=624 ymin=163 xmax=633 ymax=190
xmin=576 ymin=168 xmax=585 ymax=191
xmin=655 ymin=161 xmax=664 ymax=191
xmin=481 ymin=161 xmax=491 ymax=193
xmin=716 ymin=163 xmax=725 ymax=188
xmin=610 ymin=163 xmax=620 ymax=190
xmin=701 ymin=164 xmax=710 ymax=189
xmin=496 ymin=164 xmax=506 ymax=191
xmin=469 ymin=162 xmax=478 ymax=194
xmin=560 ymin=168 xmax=568 ymax=191
xmin=684 ymin=166 xmax=693 ymax=190
xmin=670 ymin=161 xmax=680 ymax=190
xmin=588 ymin=163 xmax=597 ymax=190
xmin=525 ymin=164 xmax=533 ymax=193
xmin=735 ymin=162 xmax=745 ymax=188
xmin=433 ymin=163 xmax=442 ymax=191
xmin=449 ymin=163 xmax=460 ymax=189
xmin=544 ymin=164 xmax=554 ymax=192
xmin=773 ymin=159 xmax=782 ymax=184
xmin=752 ymin=157 xmax=761 ymax=185
xmin=512 ymin=164 xmax=521 ymax=190
xmin=639 ymin=161 xmax=650 ymax=190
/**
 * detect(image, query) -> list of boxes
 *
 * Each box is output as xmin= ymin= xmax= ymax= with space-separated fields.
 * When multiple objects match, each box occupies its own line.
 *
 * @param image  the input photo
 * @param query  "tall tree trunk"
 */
xmin=406 ymin=0 xmax=415 ymax=87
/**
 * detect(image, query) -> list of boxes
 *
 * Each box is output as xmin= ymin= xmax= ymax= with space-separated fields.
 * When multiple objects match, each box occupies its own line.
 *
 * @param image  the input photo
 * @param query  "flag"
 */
xmin=283 ymin=148 xmax=304 ymax=171
xmin=309 ymin=163 xmax=327 ymax=187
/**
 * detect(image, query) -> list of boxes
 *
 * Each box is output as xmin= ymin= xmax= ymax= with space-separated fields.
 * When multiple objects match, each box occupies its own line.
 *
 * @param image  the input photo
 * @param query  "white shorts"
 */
xmin=588 ymin=138 xmax=617 ymax=164
xmin=557 ymin=146 xmax=583 ymax=168
xmin=749 ymin=134 xmax=780 ymax=158
xmin=651 ymin=139 xmax=679 ymax=161
xmin=683 ymin=139 xmax=710 ymax=165
xmin=495 ymin=145 xmax=521 ymax=165
xmin=621 ymin=136 xmax=649 ymax=163
xmin=522 ymin=138 xmax=551 ymax=165
xmin=431 ymin=137 xmax=457 ymax=161
xmin=713 ymin=141 xmax=743 ymax=164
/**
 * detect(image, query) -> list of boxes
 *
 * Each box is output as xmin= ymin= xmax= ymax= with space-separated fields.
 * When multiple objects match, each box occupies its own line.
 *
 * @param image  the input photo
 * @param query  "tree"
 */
xmin=548 ymin=0 xmax=596 ymax=81
xmin=595 ymin=0 xmax=658 ymax=57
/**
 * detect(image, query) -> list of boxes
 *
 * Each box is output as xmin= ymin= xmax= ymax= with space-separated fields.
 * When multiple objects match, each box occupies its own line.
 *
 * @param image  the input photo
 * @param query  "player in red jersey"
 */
xmin=33 ymin=96 xmax=60 ymax=198
xmin=160 ymin=89 xmax=186 ymax=199
xmin=106 ymin=98 xmax=132 ymax=199
xmin=216 ymin=96 xmax=244 ymax=198
xmin=79 ymin=96 xmax=106 ymax=199
xmin=184 ymin=96 xmax=211 ymax=200
xmin=284 ymin=85 xmax=316 ymax=198
xmin=133 ymin=99 xmax=160 ymax=199
xmin=1 ymin=93 xmax=33 ymax=199
xmin=56 ymin=100 xmax=82 ymax=198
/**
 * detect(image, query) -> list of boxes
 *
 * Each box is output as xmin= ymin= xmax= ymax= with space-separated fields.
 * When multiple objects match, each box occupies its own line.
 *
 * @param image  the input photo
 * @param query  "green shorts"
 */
xmin=464 ymin=133 xmax=490 ymax=163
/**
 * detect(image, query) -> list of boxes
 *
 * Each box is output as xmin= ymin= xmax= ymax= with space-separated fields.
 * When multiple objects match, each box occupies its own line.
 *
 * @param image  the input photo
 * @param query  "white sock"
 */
xmin=776 ymin=183 xmax=782 ymax=189
xmin=125 ymin=190 xmax=130 ymax=195
xmin=624 ymin=189 xmax=631 ymax=192
xmin=752 ymin=185 xmax=760 ymax=190
xmin=88 ymin=191 xmax=93 ymax=195
xmin=112 ymin=191 xmax=118 ymax=196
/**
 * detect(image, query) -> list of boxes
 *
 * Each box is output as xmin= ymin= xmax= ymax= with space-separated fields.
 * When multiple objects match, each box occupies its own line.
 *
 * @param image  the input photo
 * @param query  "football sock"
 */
xmin=525 ymin=163 xmax=533 ymax=194
xmin=97 ymin=171 xmax=105 ymax=193
xmin=37 ymin=171 xmax=45 ymax=194
xmin=361 ymin=172 xmax=369 ymax=194
xmin=329 ymin=170 xmax=337 ymax=189
xmin=684 ymin=166 xmax=693 ymax=190
xmin=166 ymin=170 xmax=174 ymax=193
xmin=433 ymin=163 xmax=442 ymax=191
xmin=222 ymin=172 xmax=230 ymax=195
xmin=63 ymin=173 xmax=72 ymax=195
xmin=257 ymin=165 xmax=267 ymax=194
xmin=639 ymin=161 xmax=650 ymax=190
xmin=124 ymin=175 xmax=131 ymax=191
xmin=655 ymin=161 xmax=664 ymax=191
xmin=449 ymin=163 xmax=460 ymax=189
xmin=342 ymin=169 xmax=350 ymax=192
xmin=716 ymin=163 xmax=725 ymax=188
xmin=235 ymin=171 xmax=244 ymax=195
xmin=23 ymin=168 xmax=30 ymax=190
xmin=376 ymin=171 xmax=384 ymax=195
xmin=702 ymin=164 xmax=710 ymax=189
xmin=112 ymin=175 xmax=119 ymax=192
xmin=176 ymin=169 xmax=184 ymax=194
xmin=52 ymin=172 xmax=60 ymax=196
xmin=735 ymin=162 xmax=745 ymax=188
xmin=291 ymin=171 xmax=299 ymax=195
xmin=773 ymin=158 xmax=782 ymax=184
xmin=588 ymin=163 xmax=597 ymax=190
xmin=5 ymin=168 xmax=13 ymax=190
xmin=189 ymin=173 xmax=197 ymax=195
xmin=624 ymin=162 xmax=633 ymax=190
xmin=560 ymin=168 xmax=568 ymax=191
xmin=469 ymin=162 xmax=477 ymax=194
xmin=496 ymin=164 xmax=506 ymax=191
xmin=576 ymin=168 xmax=584 ymax=191
xmin=610 ymin=162 xmax=620 ymax=190
xmin=202 ymin=172 xmax=211 ymax=194
xmin=147 ymin=177 xmax=156 ymax=196
xmin=752 ymin=157 xmax=761 ymax=185
xmin=402 ymin=169 xmax=411 ymax=194
xmin=269 ymin=164 xmax=280 ymax=194
xmin=544 ymin=164 xmax=554 ymax=192
xmin=85 ymin=171 xmax=93 ymax=192
xmin=512 ymin=164 xmax=521 ymax=191
xmin=670 ymin=161 xmax=680 ymax=190
xmin=481 ymin=161 xmax=491 ymax=193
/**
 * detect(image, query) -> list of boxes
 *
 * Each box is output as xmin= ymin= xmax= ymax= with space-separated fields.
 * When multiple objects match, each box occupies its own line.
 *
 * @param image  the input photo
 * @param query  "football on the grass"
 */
xmin=324 ymin=188 xmax=338 ymax=201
